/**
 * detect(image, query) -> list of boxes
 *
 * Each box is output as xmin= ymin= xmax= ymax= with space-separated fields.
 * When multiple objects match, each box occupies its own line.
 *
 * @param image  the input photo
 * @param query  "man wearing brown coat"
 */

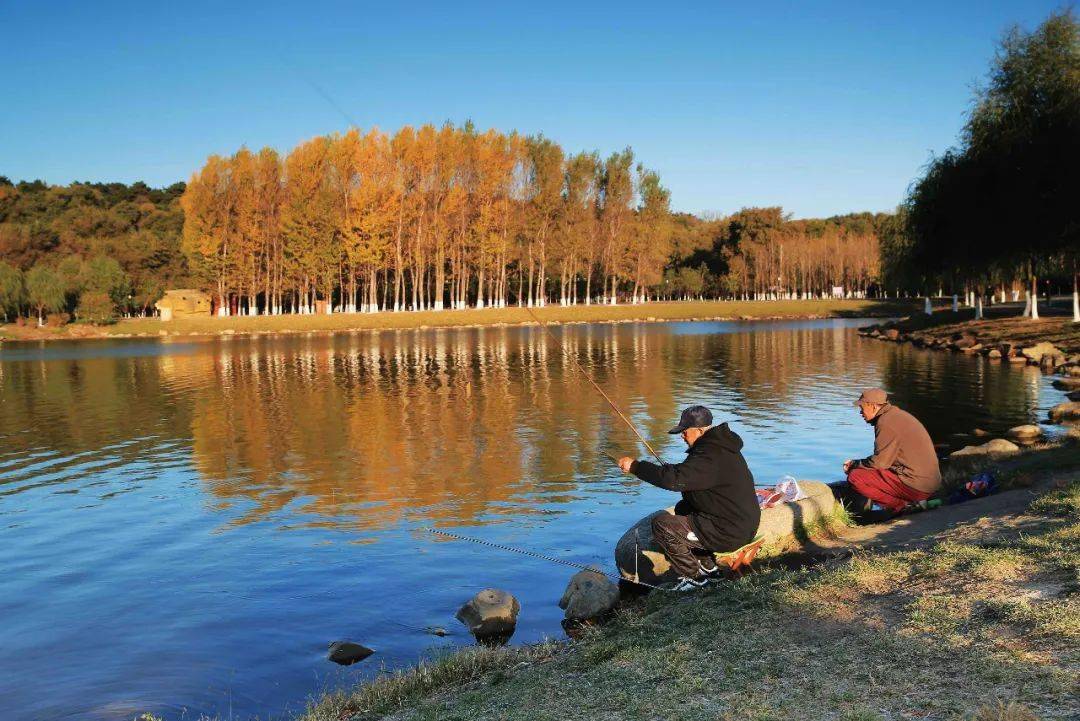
xmin=842 ymin=388 xmax=942 ymax=513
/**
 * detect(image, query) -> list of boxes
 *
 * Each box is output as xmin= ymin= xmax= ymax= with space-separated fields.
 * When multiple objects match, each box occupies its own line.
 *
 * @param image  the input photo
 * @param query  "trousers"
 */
xmin=846 ymin=466 xmax=932 ymax=513
xmin=650 ymin=513 xmax=714 ymax=578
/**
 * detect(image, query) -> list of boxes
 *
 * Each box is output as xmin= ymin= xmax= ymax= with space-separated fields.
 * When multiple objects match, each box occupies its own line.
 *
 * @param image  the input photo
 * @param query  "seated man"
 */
xmin=842 ymin=388 xmax=942 ymax=517
xmin=618 ymin=405 xmax=760 ymax=591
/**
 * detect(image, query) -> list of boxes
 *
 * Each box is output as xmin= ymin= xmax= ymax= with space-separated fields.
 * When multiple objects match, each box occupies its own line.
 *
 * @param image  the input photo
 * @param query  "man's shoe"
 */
xmin=698 ymin=559 xmax=724 ymax=582
xmin=669 ymin=576 xmax=708 ymax=592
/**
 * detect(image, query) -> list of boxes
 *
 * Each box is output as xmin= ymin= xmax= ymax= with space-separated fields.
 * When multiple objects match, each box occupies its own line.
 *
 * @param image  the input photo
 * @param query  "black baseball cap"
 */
xmin=668 ymin=405 xmax=713 ymax=434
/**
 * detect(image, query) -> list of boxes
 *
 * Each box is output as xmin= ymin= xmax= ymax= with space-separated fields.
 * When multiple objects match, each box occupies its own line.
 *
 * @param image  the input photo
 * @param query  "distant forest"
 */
xmin=0 ymin=167 xmax=885 ymax=321
xmin=0 ymin=10 xmax=1075 ymax=324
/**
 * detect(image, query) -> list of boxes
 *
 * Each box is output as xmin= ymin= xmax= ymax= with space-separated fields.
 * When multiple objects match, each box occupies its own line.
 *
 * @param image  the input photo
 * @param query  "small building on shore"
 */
xmin=155 ymin=289 xmax=212 ymax=321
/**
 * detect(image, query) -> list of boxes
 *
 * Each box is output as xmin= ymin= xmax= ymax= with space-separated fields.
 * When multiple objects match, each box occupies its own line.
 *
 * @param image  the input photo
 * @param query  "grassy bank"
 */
xmin=0 ymin=299 xmax=914 ymax=343
xmin=302 ymin=446 xmax=1080 ymax=721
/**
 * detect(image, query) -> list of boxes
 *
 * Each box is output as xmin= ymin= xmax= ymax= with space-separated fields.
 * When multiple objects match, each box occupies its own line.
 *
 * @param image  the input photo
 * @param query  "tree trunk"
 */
xmin=1030 ymin=274 xmax=1039 ymax=320
xmin=1074 ymin=267 xmax=1079 ymax=323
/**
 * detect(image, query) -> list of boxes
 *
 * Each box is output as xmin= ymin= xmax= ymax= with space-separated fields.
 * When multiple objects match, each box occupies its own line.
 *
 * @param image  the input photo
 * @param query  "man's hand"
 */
xmin=618 ymin=456 xmax=634 ymax=474
xmin=842 ymin=459 xmax=853 ymax=473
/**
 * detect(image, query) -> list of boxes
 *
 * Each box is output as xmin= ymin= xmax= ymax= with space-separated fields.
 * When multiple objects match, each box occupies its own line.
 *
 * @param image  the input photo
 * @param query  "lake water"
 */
xmin=0 ymin=318 xmax=1070 ymax=720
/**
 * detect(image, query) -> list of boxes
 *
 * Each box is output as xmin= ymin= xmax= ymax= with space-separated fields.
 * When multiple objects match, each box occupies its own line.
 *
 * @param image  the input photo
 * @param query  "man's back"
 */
xmin=632 ymin=423 xmax=760 ymax=550
xmin=872 ymin=404 xmax=941 ymax=493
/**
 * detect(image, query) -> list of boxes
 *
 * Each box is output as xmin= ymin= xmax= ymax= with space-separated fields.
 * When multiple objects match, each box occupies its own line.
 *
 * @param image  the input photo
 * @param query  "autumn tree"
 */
xmin=25 ymin=264 xmax=65 ymax=325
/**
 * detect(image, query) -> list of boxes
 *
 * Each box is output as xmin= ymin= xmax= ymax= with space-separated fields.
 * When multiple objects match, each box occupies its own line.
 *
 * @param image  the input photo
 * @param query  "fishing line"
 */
xmin=427 ymin=528 xmax=673 ymax=592
xmin=522 ymin=306 xmax=667 ymax=466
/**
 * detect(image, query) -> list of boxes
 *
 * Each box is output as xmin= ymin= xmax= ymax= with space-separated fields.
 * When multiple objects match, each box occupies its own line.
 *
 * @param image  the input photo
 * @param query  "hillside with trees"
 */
xmin=0 ymin=131 xmax=887 ymax=323
xmin=0 ymin=178 xmax=186 ymax=323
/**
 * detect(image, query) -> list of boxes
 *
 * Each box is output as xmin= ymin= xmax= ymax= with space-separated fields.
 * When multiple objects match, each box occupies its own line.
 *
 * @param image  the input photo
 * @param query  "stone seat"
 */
xmin=615 ymin=480 xmax=837 ymax=586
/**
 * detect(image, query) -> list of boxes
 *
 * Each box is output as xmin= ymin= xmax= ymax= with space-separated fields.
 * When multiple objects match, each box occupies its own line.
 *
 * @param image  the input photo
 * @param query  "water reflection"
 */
xmin=0 ymin=320 xmax=1068 ymax=721
xmin=0 ymin=322 xmax=1057 ymax=529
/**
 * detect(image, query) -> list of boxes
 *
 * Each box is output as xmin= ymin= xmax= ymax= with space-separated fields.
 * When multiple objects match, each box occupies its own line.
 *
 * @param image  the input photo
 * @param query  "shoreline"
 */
xmin=294 ymin=441 xmax=1080 ymax=721
xmin=858 ymin=310 xmax=1080 ymax=362
xmin=0 ymin=299 xmax=912 ymax=345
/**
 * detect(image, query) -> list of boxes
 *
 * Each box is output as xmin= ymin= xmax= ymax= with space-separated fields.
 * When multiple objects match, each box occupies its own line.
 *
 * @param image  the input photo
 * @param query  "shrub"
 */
xmin=45 ymin=312 xmax=70 ymax=327
xmin=76 ymin=291 xmax=116 ymax=325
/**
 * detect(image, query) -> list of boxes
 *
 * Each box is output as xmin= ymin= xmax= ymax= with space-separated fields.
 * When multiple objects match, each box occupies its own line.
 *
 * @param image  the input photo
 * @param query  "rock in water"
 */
xmin=559 ymin=567 xmax=619 ymax=623
xmin=1052 ymin=377 xmax=1080 ymax=391
xmin=1049 ymin=401 xmax=1080 ymax=422
xmin=327 ymin=641 xmax=374 ymax=666
xmin=456 ymin=588 xmax=519 ymax=643
xmin=1006 ymin=425 xmax=1043 ymax=444
xmin=1067 ymin=391 xmax=1080 ymax=403
xmin=949 ymin=439 xmax=1021 ymax=458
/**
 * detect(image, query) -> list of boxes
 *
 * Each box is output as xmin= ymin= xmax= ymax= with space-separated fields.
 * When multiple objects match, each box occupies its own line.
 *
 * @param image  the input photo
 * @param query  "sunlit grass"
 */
xmin=294 ymin=476 xmax=1080 ymax=721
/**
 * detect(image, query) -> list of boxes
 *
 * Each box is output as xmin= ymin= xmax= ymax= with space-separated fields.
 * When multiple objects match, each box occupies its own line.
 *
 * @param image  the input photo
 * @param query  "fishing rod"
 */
xmin=523 ymin=305 xmax=666 ymax=466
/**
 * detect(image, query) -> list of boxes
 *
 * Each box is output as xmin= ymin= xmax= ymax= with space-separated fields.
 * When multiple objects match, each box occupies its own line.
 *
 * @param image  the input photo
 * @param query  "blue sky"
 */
xmin=0 ymin=1 xmax=1065 ymax=217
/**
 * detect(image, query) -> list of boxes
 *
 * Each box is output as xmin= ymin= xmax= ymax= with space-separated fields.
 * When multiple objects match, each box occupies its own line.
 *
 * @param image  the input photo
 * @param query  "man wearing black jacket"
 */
xmin=618 ymin=405 xmax=760 ymax=591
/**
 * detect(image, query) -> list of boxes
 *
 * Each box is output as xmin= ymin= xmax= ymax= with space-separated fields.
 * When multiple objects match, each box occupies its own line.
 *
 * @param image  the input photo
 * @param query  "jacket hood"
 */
xmin=691 ymin=422 xmax=743 ymax=453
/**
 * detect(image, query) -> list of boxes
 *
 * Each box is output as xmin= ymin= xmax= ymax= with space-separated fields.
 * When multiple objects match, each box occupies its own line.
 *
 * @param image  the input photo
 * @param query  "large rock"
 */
xmin=949 ymin=438 xmax=1021 ymax=458
xmin=327 ymin=641 xmax=374 ymax=666
xmin=1006 ymin=424 xmax=1044 ymax=444
xmin=953 ymin=333 xmax=978 ymax=349
xmin=558 ymin=567 xmax=619 ymax=622
xmin=1022 ymin=342 xmax=1062 ymax=364
xmin=1052 ymin=377 xmax=1080 ymax=391
xmin=1049 ymin=402 xmax=1080 ymax=422
xmin=1068 ymin=391 xmax=1080 ymax=402
xmin=614 ymin=481 xmax=836 ymax=586
xmin=456 ymin=588 xmax=520 ymax=643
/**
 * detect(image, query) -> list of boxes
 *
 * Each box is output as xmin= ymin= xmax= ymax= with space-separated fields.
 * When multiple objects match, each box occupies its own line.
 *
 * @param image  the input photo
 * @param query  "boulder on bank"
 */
xmin=1049 ymin=402 xmax=1080 ymax=422
xmin=949 ymin=438 xmax=1021 ymax=459
xmin=953 ymin=333 xmax=978 ymax=349
xmin=987 ymin=348 xmax=1003 ymax=359
xmin=456 ymin=588 xmax=520 ymax=643
xmin=614 ymin=480 xmax=836 ymax=586
xmin=1052 ymin=377 xmax=1080 ymax=391
xmin=1006 ymin=424 xmax=1043 ymax=444
xmin=558 ymin=566 xmax=619 ymax=622
xmin=1067 ymin=391 xmax=1080 ymax=402
xmin=327 ymin=641 xmax=374 ymax=666
xmin=1022 ymin=342 xmax=1062 ymax=364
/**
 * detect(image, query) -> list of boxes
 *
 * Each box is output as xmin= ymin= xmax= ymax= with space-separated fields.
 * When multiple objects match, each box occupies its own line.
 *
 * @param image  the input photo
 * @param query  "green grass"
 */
xmin=297 ymin=477 xmax=1080 ymax=721
xmin=0 ymin=299 xmax=914 ymax=342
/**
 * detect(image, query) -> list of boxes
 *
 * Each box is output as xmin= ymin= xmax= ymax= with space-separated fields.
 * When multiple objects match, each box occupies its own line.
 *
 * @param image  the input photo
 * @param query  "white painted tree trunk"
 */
xmin=952 ymin=294 xmax=959 ymax=313
xmin=1022 ymin=292 xmax=1031 ymax=317
xmin=975 ymin=294 xmax=983 ymax=320
xmin=924 ymin=297 xmax=932 ymax=315
xmin=1073 ymin=270 xmax=1079 ymax=322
